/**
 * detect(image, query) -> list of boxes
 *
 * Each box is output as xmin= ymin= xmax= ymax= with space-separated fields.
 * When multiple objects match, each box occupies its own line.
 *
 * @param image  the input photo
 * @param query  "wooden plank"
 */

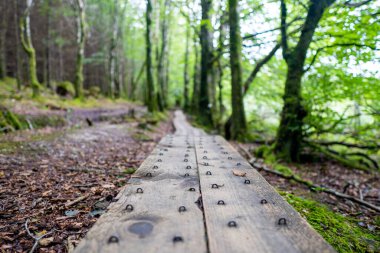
xmin=195 ymin=135 xmax=336 ymax=253
xmin=74 ymin=134 xmax=208 ymax=253
xmin=173 ymin=110 xmax=206 ymax=136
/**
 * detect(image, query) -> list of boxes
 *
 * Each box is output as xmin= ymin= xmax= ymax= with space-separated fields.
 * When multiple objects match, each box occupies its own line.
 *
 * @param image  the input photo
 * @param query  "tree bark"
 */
xmin=199 ymin=0 xmax=213 ymax=124
xmin=74 ymin=0 xmax=86 ymax=98
xmin=275 ymin=0 xmax=336 ymax=161
xmin=183 ymin=19 xmax=190 ymax=111
xmin=0 ymin=1 xmax=8 ymax=79
xmin=157 ymin=0 xmax=171 ymax=109
xmin=146 ymin=0 xmax=159 ymax=112
xmin=229 ymin=0 xmax=246 ymax=140
xmin=109 ymin=0 xmax=118 ymax=99
xmin=14 ymin=0 xmax=22 ymax=90
xmin=20 ymin=0 xmax=41 ymax=97
xmin=191 ymin=31 xmax=200 ymax=113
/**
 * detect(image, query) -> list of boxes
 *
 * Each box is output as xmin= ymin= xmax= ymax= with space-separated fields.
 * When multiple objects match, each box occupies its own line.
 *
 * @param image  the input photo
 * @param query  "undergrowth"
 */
xmin=280 ymin=192 xmax=380 ymax=253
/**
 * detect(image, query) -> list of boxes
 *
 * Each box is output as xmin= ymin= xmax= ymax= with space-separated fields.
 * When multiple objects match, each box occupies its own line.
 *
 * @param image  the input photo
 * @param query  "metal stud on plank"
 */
xmin=153 ymin=165 xmax=158 ymax=169
xmin=173 ymin=236 xmax=183 ymax=243
xmin=278 ymin=218 xmax=287 ymax=225
xmin=206 ymin=171 xmax=212 ymax=175
xmin=260 ymin=199 xmax=268 ymax=204
xmin=228 ymin=221 xmax=237 ymax=227
xmin=217 ymin=200 xmax=225 ymax=205
xmin=178 ymin=206 xmax=186 ymax=212
xmin=244 ymin=179 xmax=251 ymax=184
xmin=136 ymin=188 xmax=144 ymax=193
xmin=184 ymin=173 xmax=190 ymax=177
xmin=108 ymin=235 xmax=119 ymax=244
xmin=146 ymin=172 xmax=152 ymax=177
xmin=211 ymin=184 xmax=219 ymax=189
xmin=189 ymin=188 xmax=196 ymax=192
xmin=186 ymin=165 xmax=192 ymax=169
xmin=157 ymin=159 xmax=162 ymax=162
xmin=125 ymin=204 xmax=134 ymax=212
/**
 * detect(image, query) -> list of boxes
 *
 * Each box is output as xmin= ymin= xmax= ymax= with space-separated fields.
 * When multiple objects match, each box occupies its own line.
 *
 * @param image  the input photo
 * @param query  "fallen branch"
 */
xmin=310 ymin=140 xmax=380 ymax=150
xmin=236 ymin=144 xmax=380 ymax=213
xmin=25 ymin=219 xmax=55 ymax=253
xmin=65 ymin=194 xmax=89 ymax=208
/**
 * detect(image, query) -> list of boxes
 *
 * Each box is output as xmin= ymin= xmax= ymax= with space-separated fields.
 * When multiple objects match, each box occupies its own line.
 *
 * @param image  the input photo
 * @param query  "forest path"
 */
xmin=74 ymin=110 xmax=335 ymax=253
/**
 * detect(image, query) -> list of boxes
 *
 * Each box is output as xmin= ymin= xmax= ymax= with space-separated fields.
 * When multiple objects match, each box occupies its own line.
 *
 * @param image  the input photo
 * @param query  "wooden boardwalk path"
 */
xmin=74 ymin=111 xmax=335 ymax=253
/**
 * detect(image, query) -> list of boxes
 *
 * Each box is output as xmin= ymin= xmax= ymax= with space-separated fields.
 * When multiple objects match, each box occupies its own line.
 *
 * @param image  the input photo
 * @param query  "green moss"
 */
xmin=0 ymin=106 xmax=26 ymax=132
xmin=56 ymin=81 xmax=75 ymax=97
xmin=123 ymin=168 xmax=136 ymax=174
xmin=280 ymin=192 xmax=380 ymax=253
xmin=132 ymin=132 xmax=152 ymax=142
xmin=28 ymin=115 xmax=66 ymax=129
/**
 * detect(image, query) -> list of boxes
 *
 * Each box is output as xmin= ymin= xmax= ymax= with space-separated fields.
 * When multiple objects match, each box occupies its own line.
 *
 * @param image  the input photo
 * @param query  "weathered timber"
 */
xmin=195 ymin=136 xmax=335 ymax=253
xmin=74 ymin=110 xmax=335 ymax=253
xmin=74 ymin=133 xmax=207 ymax=252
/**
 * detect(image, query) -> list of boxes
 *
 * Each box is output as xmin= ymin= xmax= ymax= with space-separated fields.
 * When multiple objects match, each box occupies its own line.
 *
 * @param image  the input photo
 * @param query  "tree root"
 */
xmin=237 ymin=144 xmax=380 ymax=213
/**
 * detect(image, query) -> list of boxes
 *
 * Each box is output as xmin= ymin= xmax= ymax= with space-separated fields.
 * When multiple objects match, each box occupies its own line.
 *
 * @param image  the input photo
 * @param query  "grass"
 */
xmin=280 ymin=192 xmax=380 ymax=253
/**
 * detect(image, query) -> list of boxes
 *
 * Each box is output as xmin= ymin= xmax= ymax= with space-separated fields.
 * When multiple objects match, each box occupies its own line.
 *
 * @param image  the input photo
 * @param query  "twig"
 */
xmin=237 ymin=144 xmax=380 ymax=213
xmin=65 ymin=194 xmax=89 ymax=208
xmin=25 ymin=219 xmax=55 ymax=253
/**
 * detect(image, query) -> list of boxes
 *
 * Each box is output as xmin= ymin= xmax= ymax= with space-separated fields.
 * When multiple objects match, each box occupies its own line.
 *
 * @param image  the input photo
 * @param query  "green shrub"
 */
xmin=56 ymin=81 xmax=75 ymax=97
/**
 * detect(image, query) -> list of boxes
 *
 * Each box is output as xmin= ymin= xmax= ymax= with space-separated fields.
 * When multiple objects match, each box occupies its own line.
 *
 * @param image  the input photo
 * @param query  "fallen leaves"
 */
xmin=232 ymin=169 xmax=246 ymax=177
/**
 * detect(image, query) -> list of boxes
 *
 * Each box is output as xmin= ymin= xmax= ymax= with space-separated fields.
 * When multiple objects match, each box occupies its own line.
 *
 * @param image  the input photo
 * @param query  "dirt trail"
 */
xmin=0 ymin=107 xmax=173 ymax=252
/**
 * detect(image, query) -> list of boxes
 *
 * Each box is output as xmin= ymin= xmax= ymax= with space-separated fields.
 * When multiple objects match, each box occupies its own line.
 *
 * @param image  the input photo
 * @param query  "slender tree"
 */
xmin=73 ymin=0 xmax=86 ymax=98
xmin=109 ymin=0 xmax=119 ymax=99
xmin=20 ymin=0 xmax=41 ymax=97
xmin=183 ymin=14 xmax=190 ymax=111
xmin=146 ymin=0 xmax=159 ymax=112
xmin=228 ymin=0 xmax=246 ymax=140
xmin=199 ymin=0 xmax=213 ymax=124
xmin=275 ymin=0 xmax=336 ymax=161
xmin=0 ymin=1 xmax=8 ymax=79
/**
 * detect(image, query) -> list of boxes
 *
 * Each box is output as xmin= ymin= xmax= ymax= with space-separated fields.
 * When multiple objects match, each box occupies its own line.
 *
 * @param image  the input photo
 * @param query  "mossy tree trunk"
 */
xmin=199 ymin=0 xmax=213 ymax=125
xmin=74 ymin=0 xmax=86 ymax=99
xmin=20 ymin=0 xmax=41 ymax=97
xmin=228 ymin=0 xmax=246 ymax=140
xmin=146 ymin=0 xmax=159 ymax=113
xmin=275 ymin=0 xmax=336 ymax=161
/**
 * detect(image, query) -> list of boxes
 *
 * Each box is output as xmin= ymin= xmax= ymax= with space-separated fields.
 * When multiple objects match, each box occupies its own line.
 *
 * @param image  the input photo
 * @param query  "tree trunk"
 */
xmin=146 ymin=0 xmax=158 ymax=112
xmin=45 ymin=0 xmax=52 ymax=89
xmin=157 ymin=0 xmax=171 ymax=110
xmin=14 ymin=0 xmax=22 ymax=90
xmin=191 ymin=31 xmax=200 ymax=113
xmin=229 ymin=0 xmax=246 ymax=140
xmin=183 ymin=18 xmax=190 ymax=111
xmin=0 ymin=1 xmax=8 ymax=79
xmin=199 ymin=0 xmax=213 ymax=124
xmin=20 ymin=0 xmax=41 ymax=97
xmin=108 ymin=0 xmax=118 ymax=99
xmin=275 ymin=0 xmax=336 ymax=161
xmin=74 ymin=0 xmax=85 ymax=98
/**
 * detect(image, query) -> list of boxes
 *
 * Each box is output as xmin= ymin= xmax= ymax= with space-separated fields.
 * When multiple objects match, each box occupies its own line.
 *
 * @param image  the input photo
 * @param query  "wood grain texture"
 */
xmin=195 ymin=135 xmax=336 ymax=253
xmin=74 ymin=134 xmax=207 ymax=253
xmin=75 ymin=111 xmax=335 ymax=253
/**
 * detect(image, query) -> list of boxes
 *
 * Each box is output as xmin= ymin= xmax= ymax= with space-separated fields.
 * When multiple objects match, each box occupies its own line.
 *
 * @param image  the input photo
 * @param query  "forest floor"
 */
xmin=0 ymin=102 xmax=174 ymax=252
xmin=234 ymin=142 xmax=380 ymax=251
xmin=0 ymin=100 xmax=379 ymax=252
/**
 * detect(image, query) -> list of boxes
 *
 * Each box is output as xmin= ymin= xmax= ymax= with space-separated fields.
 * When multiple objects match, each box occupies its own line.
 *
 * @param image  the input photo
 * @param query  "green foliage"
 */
xmin=281 ymin=192 xmax=380 ymax=253
xmin=56 ymin=81 xmax=75 ymax=97
xmin=0 ymin=107 xmax=25 ymax=133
